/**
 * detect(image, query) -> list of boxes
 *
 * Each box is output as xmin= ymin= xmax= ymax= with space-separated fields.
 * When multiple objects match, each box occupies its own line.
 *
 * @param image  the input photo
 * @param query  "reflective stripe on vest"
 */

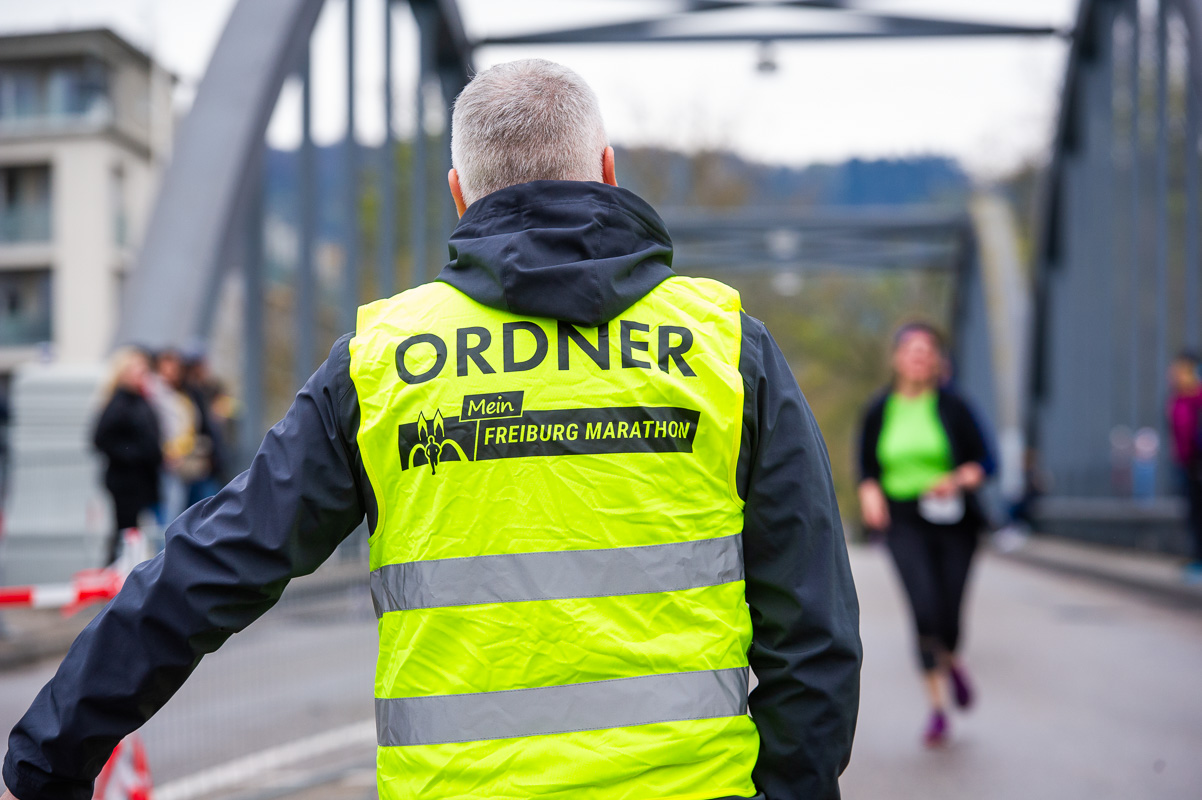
xmin=369 ymin=533 xmax=743 ymax=614
xmin=377 ymin=667 xmax=749 ymax=746
xmin=350 ymin=277 xmax=758 ymax=800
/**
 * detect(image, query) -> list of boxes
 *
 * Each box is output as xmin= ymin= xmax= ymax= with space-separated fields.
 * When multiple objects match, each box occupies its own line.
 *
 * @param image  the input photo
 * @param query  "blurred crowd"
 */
xmin=92 ymin=347 xmax=235 ymax=564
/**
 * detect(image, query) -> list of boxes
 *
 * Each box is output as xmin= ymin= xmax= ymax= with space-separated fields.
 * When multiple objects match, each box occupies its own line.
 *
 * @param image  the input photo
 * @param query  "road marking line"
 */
xmin=154 ymin=719 xmax=375 ymax=800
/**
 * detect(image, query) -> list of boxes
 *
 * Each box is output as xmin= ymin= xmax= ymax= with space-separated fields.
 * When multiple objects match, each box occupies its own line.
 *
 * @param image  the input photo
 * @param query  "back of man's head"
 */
xmin=451 ymin=59 xmax=608 ymax=207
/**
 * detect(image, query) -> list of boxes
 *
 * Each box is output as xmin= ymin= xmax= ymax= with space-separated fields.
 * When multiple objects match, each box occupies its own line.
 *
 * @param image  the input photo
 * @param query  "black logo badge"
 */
xmin=398 ymin=390 xmax=699 ymax=476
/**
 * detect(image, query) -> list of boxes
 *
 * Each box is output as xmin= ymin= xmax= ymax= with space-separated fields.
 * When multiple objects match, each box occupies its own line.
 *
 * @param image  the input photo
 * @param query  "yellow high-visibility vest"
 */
xmin=350 ymin=276 xmax=759 ymax=800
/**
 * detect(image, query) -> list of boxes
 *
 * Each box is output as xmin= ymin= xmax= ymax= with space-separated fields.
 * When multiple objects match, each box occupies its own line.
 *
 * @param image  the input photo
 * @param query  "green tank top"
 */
xmin=876 ymin=391 xmax=954 ymax=501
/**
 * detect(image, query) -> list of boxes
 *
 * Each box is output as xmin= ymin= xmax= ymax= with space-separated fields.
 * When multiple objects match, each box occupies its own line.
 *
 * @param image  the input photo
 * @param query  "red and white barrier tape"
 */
xmin=0 ymin=567 xmax=124 ymax=614
xmin=0 ymin=527 xmax=146 ymax=614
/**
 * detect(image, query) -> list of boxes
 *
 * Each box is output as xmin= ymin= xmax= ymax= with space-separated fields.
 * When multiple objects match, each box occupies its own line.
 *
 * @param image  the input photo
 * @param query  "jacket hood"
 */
xmin=437 ymin=180 xmax=675 ymax=327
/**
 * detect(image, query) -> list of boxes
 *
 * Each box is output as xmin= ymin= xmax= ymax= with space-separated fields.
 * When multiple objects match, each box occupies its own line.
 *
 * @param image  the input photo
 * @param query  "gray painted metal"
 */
xmin=1187 ymin=40 xmax=1200 ymax=349
xmin=408 ymin=0 xmax=472 ymax=287
xmin=379 ymin=0 xmax=397 ymax=299
xmin=411 ymin=2 xmax=432 ymax=285
xmin=369 ymin=534 xmax=744 ymax=616
xmin=116 ymin=0 xmax=327 ymax=350
xmin=478 ymin=6 xmax=1062 ymax=47
xmin=1171 ymin=0 xmax=1202 ymax=351
xmin=1128 ymin=0 xmax=1141 ymax=429
xmin=296 ymin=52 xmax=317 ymax=387
xmin=948 ymin=228 xmax=997 ymax=463
xmin=1030 ymin=0 xmax=1202 ymax=505
xmin=1093 ymin=1 xmax=1118 ymax=479
xmin=342 ymin=0 xmax=361 ymax=333
xmin=1036 ymin=0 xmax=1124 ymax=495
xmin=1155 ymin=1 xmax=1170 ymax=452
xmin=119 ymin=0 xmax=471 ymax=448
xmin=661 ymin=206 xmax=969 ymax=233
xmin=439 ymin=113 xmax=455 ymax=263
xmin=674 ymin=246 xmax=960 ymax=274
xmin=122 ymin=0 xmax=1037 ymax=493
xmin=375 ymin=667 xmax=749 ymax=746
xmin=414 ymin=0 xmax=472 ymax=97
xmin=664 ymin=207 xmax=970 ymax=274
xmin=240 ymin=148 xmax=267 ymax=469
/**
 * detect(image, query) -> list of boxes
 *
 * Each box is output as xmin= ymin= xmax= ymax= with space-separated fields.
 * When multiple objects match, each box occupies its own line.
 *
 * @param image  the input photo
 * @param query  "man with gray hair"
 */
xmin=4 ymin=59 xmax=859 ymax=800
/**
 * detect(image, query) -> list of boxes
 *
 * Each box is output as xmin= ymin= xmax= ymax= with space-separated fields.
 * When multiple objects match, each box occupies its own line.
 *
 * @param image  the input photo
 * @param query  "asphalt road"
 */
xmin=0 ymin=581 xmax=379 ymax=798
xmin=0 ymin=545 xmax=1199 ymax=800
xmin=841 ymin=544 xmax=1202 ymax=800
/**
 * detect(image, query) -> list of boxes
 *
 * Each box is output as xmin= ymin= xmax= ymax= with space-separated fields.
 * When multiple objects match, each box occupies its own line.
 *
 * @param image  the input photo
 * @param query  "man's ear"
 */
xmin=448 ymin=169 xmax=468 ymax=218
xmin=602 ymin=146 xmax=617 ymax=187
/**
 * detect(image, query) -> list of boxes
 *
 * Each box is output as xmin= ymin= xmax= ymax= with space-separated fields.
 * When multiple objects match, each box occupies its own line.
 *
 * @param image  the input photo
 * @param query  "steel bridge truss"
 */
xmin=1032 ymin=0 xmax=1202 ymax=524
xmin=119 ymin=0 xmax=1059 ymax=468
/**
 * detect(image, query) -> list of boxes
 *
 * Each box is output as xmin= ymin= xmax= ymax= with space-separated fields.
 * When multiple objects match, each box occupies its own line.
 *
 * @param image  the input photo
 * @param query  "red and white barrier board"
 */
xmin=93 ymin=733 xmax=154 ymax=800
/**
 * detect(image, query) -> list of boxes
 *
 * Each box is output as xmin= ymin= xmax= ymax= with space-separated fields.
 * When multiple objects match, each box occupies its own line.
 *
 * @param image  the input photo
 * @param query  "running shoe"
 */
xmin=949 ymin=662 xmax=975 ymax=709
xmin=923 ymin=710 xmax=948 ymax=748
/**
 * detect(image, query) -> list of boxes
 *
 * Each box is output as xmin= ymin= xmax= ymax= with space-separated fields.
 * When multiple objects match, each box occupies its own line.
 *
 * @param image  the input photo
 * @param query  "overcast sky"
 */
xmin=0 ymin=0 xmax=1078 ymax=177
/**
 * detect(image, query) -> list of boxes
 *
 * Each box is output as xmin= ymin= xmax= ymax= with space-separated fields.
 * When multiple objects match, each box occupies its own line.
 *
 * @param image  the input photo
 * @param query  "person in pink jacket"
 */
xmin=1167 ymin=351 xmax=1202 ymax=582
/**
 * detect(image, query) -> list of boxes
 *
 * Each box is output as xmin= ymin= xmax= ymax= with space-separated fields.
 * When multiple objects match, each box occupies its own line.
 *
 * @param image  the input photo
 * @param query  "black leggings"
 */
xmin=886 ymin=508 xmax=979 ymax=671
xmin=1184 ymin=469 xmax=1202 ymax=561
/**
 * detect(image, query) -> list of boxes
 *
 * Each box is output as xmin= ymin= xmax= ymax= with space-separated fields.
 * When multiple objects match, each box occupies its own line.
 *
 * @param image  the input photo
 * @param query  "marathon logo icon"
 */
xmin=409 ymin=411 xmax=470 ymax=475
xmin=399 ymin=392 xmax=700 ymax=474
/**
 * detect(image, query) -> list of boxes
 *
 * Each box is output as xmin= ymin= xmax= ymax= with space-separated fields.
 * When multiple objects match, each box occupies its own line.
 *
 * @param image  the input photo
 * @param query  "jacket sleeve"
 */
xmin=940 ymin=390 xmax=996 ymax=476
xmin=736 ymin=314 xmax=862 ymax=800
xmin=3 ymin=335 xmax=368 ymax=800
xmin=963 ymin=396 xmax=998 ymax=477
xmin=856 ymin=396 xmax=886 ymax=485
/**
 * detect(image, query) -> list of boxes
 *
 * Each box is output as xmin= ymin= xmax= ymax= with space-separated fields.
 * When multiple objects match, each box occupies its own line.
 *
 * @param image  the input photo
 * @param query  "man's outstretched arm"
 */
xmin=3 ymin=335 xmax=368 ymax=800
xmin=737 ymin=314 xmax=862 ymax=800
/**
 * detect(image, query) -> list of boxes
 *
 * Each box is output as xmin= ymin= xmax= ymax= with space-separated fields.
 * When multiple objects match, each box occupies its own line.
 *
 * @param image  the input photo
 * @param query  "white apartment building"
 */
xmin=0 ymin=28 xmax=173 ymax=380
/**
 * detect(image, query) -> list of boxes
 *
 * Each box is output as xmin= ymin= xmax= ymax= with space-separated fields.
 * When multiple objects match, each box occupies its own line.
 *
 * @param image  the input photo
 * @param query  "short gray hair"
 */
xmin=451 ymin=59 xmax=608 ymax=206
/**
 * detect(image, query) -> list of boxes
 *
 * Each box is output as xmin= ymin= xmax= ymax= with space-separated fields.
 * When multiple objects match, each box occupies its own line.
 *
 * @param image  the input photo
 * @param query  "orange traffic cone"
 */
xmin=93 ymin=733 xmax=154 ymax=800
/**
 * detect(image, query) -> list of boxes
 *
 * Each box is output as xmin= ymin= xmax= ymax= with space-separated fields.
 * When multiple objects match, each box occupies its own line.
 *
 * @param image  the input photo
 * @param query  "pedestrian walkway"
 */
xmin=997 ymin=532 xmax=1202 ymax=608
xmin=0 ymin=605 xmax=99 ymax=670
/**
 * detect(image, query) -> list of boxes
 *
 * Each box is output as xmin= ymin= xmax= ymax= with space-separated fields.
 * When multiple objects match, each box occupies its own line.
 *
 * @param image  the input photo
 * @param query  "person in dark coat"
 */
xmin=857 ymin=321 xmax=993 ymax=748
xmin=93 ymin=347 xmax=162 ymax=565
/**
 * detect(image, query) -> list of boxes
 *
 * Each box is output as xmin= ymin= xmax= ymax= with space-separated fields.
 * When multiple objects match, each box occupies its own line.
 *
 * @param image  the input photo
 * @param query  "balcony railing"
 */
xmin=0 ymin=101 xmax=114 ymax=139
xmin=0 ymin=205 xmax=52 ymax=243
xmin=0 ymin=314 xmax=52 ymax=347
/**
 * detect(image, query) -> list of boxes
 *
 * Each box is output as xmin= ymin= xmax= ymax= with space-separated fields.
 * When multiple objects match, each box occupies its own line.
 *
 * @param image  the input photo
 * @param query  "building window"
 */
xmin=0 ymin=58 xmax=109 ymax=129
xmin=0 ymin=165 xmax=51 ymax=243
xmin=0 ymin=269 xmax=51 ymax=346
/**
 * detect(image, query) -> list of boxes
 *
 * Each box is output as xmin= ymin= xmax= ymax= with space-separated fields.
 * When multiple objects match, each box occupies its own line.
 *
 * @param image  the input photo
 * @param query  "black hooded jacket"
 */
xmin=4 ymin=181 xmax=861 ymax=800
xmin=92 ymin=387 xmax=162 ymax=516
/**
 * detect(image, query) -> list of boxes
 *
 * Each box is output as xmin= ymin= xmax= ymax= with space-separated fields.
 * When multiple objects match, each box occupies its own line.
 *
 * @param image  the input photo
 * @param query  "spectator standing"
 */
xmin=181 ymin=351 xmax=225 ymax=504
xmin=857 ymin=322 xmax=992 ymax=747
xmin=92 ymin=348 xmax=161 ymax=565
xmin=146 ymin=350 xmax=201 ymax=523
xmin=1166 ymin=351 xmax=1202 ymax=582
